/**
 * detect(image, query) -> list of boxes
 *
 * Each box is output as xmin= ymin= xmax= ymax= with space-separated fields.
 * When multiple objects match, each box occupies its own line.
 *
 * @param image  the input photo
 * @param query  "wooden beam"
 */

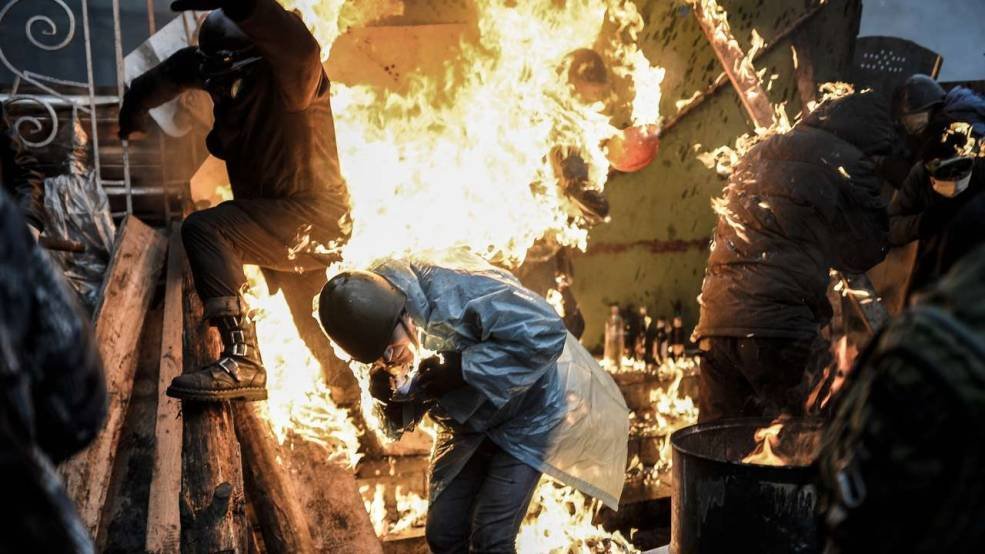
xmin=60 ymin=215 xmax=168 ymax=538
xmin=145 ymin=226 xmax=186 ymax=553
xmin=660 ymin=2 xmax=828 ymax=137
xmin=179 ymin=254 xmax=249 ymax=553
xmin=234 ymin=404 xmax=316 ymax=554
xmin=688 ymin=0 xmax=777 ymax=129
xmin=288 ymin=438 xmax=385 ymax=553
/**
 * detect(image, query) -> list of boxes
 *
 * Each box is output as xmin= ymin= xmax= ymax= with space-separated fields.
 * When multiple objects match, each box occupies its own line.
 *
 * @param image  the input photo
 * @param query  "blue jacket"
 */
xmin=371 ymin=249 xmax=629 ymax=509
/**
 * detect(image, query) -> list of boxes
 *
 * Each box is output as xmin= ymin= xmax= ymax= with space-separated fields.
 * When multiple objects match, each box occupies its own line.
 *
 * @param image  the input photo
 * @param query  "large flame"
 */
xmin=283 ymin=0 xmax=664 ymax=267
xmin=741 ymin=420 xmax=787 ymax=466
xmin=234 ymin=1 xmax=668 ymax=547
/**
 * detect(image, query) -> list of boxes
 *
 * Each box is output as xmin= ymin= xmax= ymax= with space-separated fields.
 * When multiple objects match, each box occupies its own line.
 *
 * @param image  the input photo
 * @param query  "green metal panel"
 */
xmin=574 ymin=0 xmax=861 ymax=349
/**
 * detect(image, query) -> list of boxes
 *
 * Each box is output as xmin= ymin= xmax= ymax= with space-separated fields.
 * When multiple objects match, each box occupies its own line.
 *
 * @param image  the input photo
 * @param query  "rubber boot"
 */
xmin=166 ymin=314 xmax=267 ymax=402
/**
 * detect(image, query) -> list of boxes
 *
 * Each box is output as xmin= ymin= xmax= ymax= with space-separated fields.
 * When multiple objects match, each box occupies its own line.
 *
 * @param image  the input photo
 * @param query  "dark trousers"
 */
xmin=181 ymin=199 xmax=337 ymax=313
xmin=426 ymin=440 xmax=542 ymax=554
xmin=698 ymin=335 xmax=830 ymax=422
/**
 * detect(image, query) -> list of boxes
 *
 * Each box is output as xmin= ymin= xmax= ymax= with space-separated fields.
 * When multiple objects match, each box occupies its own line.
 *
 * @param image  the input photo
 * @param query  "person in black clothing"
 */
xmin=888 ymin=106 xmax=985 ymax=299
xmin=692 ymin=92 xmax=895 ymax=422
xmin=120 ymin=0 xmax=351 ymax=401
xmin=0 ymin=188 xmax=107 ymax=553
xmin=818 ymin=195 xmax=985 ymax=554
xmin=1 ymin=102 xmax=46 ymax=239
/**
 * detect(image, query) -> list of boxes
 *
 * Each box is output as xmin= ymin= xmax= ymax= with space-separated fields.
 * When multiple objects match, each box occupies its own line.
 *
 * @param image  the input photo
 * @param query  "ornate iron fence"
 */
xmin=0 ymin=0 xmax=173 ymax=215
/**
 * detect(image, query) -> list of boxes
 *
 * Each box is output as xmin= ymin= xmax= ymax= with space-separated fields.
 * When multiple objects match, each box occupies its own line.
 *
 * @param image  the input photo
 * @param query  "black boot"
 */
xmin=167 ymin=314 xmax=267 ymax=402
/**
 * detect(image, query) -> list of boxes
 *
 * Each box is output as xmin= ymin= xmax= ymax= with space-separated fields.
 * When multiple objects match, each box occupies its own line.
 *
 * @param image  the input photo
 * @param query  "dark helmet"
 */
xmin=894 ymin=74 xmax=946 ymax=116
xmin=318 ymin=271 xmax=407 ymax=364
xmin=198 ymin=10 xmax=253 ymax=59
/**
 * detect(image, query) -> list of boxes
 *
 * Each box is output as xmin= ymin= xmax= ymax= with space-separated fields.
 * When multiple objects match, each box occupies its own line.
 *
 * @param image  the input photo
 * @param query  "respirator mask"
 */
xmin=927 ymin=156 xmax=974 ymax=198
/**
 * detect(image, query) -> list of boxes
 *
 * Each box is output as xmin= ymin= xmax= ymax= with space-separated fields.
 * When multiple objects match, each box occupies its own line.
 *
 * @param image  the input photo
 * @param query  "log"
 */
xmin=145 ymin=227 xmax=186 ymax=553
xmin=689 ymin=0 xmax=775 ymax=129
xmin=61 ymin=215 xmax=168 ymax=538
xmin=287 ymin=436 xmax=385 ymax=553
xmin=179 ymin=252 xmax=249 ymax=553
xmin=233 ymin=404 xmax=316 ymax=553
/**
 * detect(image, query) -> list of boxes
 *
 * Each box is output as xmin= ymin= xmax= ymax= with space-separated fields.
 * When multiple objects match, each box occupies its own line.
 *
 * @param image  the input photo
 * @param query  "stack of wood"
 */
xmin=59 ymin=216 xmax=382 ymax=553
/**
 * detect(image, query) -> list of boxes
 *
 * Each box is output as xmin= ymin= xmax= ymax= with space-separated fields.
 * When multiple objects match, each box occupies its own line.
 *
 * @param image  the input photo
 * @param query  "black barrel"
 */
xmin=670 ymin=417 xmax=822 ymax=554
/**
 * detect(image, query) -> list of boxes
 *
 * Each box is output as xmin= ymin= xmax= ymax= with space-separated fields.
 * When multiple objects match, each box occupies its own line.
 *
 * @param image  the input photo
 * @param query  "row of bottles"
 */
xmin=604 ymin=304 xmax=689 ymax=366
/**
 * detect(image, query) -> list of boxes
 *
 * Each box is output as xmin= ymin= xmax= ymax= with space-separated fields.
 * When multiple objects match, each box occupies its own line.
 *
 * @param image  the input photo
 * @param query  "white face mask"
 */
xmin=901 ymin=111 xmax=931 ymax=135
xmin=931 ymin=172 xmax=972 ymax=198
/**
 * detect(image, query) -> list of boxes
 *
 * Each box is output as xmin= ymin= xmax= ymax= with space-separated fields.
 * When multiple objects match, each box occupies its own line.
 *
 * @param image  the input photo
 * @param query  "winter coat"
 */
xmin=371 ymin=250 xmax=630 ymax=509
xmin=124 ymin=0 xmax=349 ymax=244
xmin=889 ymin=159 xmax=985 ymax=295
xmin=0 ymin=123 xmax=45 ymax=231
xmin=693 ymin=93 xmax=895 ymax=341
xmin=818 ymin=241 xmax=985 ymax=553
xmin=0 ymin=189 xmax=106 ymax=552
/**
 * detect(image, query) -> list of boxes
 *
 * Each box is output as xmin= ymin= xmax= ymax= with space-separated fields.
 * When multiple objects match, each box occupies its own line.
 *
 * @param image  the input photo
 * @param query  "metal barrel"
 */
xmin=670 ymin=417 xmax=822 ymax=554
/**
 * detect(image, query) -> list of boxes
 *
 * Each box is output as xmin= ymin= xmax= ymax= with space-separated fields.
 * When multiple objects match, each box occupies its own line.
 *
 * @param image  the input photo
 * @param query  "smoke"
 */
xmin=859 ymin=0 xmax=985 ymax=82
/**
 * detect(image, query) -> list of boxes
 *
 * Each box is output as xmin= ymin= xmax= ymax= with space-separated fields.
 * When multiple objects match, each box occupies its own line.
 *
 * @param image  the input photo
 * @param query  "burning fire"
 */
xmin=741 ymin=420 xmax=786 ymax=466
xmin=243 ymin=266 xmax=364 ymax=468
xmin=211 ymin=0 xmax=668 ymax=546
xmin=516 ymin=479 xmax=636 ymax=554
xmin=281 ymin=0 xmax=664 ymax=267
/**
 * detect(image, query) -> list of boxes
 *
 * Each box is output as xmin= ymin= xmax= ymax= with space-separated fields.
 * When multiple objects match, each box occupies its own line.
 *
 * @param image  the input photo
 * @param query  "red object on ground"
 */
xmin=606 ymin=124 xmax=660 ymax=173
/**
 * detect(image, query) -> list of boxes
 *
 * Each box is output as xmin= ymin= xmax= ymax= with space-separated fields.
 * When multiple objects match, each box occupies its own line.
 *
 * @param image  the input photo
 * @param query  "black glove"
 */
xmin=117 ymin=92 xmax=151 ymax=140
xmin=368 ymin=366 xmax=392 ymax=402
xmin=170 ymin=0 xmax=223 ymax=11
xmin=416 ymin=351 xmax=466 ymax=400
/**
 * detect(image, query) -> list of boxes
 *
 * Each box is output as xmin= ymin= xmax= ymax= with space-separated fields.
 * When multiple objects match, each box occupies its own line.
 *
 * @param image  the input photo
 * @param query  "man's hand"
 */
xmin=368 ymin=366 xmax=393 ymax=402
xmin=416 ymin=351 xmax=466 ymax=400
xmin=170 ymin=0 xmax=223 ymax=11
xmin=118 ymin=92 xmax=151 ymax=140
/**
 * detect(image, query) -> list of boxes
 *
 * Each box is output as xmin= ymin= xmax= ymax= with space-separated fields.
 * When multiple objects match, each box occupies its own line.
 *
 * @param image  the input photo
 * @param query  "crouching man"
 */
xmin=318 ymin=250 xmax=629 ymax=553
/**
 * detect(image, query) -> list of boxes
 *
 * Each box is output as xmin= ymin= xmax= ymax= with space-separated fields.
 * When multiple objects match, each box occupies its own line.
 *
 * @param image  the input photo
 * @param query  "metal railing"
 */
xmin=0 ymin=0 xmax=167 ymax=216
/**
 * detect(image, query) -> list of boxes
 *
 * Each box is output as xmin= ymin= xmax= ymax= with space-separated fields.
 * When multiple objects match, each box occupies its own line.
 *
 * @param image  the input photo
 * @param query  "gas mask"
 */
xmin=927 ymin=156 xmax=974 ymax=198
xmin=901 ymin=111 xmax=930 ymax=136
xmin=198 ymin=48 xmax=262 ymax=100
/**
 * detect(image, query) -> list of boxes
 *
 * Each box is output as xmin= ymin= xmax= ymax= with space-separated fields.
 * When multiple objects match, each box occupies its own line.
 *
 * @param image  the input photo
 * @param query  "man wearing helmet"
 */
xmin=120 ymin=0 xmax=350 ymax=402
xmin=888 ymin=118 xmax=985 ymax=297
xmin=318 ymin=250 xmax=629 ymax=553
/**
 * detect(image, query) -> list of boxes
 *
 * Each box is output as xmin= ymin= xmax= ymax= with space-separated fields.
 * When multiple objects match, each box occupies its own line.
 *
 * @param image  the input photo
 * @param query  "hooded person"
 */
xmin=119 ymin=0 xmax=351 ymax=402
xmin=817 ymin=194 xmax=985 ymax=554
xmin=888 ymin=105 xmax=985 ymax=298
xmin=0 ymin=188 xmax=107 ymax=553
xmin=692 ymin=92 xmax=896 ymax=422
xmin=318 ymin=249 xmax=629 ymax=554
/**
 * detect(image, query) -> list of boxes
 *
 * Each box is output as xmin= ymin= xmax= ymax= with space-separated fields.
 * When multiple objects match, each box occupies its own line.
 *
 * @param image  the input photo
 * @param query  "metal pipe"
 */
xmin=80 ymin=0 xmax=102 ymax=188
xmin=111 ymin=0 xmax=133 ymax=214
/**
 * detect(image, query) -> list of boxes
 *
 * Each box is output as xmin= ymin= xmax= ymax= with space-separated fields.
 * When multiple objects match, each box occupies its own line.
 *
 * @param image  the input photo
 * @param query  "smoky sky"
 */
xmin=860 ymin=0 xmax=985 ymax=82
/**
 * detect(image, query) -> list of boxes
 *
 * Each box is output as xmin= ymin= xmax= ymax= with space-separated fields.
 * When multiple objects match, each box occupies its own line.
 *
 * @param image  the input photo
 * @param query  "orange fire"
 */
xmin=742 ymin=420 xmax=787 ymax=466
xmin=222 ymin=1 xmax=669 ymax=547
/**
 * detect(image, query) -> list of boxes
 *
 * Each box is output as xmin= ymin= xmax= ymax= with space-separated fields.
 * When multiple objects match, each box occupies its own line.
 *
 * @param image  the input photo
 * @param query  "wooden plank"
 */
xmin=234 ymin=404 xmax=316 ymax=554
xmin=60 ymin=215 xmax=168 ymax=538
xmin=145 ymin=226 xmax=186 ymax=553
xmin=689 ymin=0 xmax=775 ymax=129
xmin=179 ymin=255 xmax=249 ymax=553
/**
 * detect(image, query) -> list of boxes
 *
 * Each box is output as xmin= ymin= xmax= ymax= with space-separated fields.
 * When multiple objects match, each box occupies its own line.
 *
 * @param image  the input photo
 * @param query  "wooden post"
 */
xmin=179 ymin=253 xmax=249 ymax=553
xmin=689 ymin=0 xmax=775 ymax=129
xmin=234 ymin=404 xmax=316 ymax=553
xmin=287 ymin=438 xmax=385 ymax=553
xmin=60 ymin=215 xmax=168 ymax=538
xmin=145 ymin=227 xmax=186 ymax=553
